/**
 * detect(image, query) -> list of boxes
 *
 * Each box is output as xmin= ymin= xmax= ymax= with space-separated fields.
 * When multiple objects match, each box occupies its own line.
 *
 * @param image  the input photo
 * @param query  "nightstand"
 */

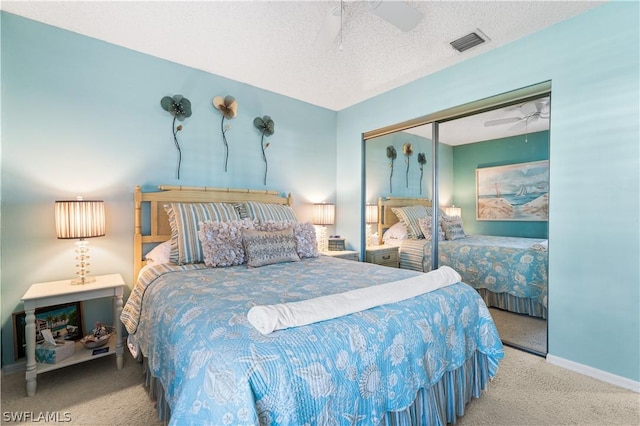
xmin=366 ymin=245 xmax=400 ymax=268
xmin=21 ymin=273 xmax=125 ymax=396
xmin=320 ymin=250 xmax=360 ymax=261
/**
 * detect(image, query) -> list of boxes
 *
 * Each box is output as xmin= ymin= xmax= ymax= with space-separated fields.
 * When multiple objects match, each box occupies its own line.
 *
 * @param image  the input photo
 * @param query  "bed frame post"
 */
xmin=133 ymin=186 xmax=143 ymax=283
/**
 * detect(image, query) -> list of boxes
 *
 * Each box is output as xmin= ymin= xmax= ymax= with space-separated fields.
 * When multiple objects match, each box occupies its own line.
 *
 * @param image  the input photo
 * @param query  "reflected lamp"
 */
xmin=55 ymin=197 xmax=106 ymax=284
xmin=444 ymin=205 xmax=461 ymax=217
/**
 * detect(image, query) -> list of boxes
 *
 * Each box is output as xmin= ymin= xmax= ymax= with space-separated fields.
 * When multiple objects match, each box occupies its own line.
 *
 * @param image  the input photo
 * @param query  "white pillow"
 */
xmin=382 ymin=222 xmax=407 ymax=242
xmin=144 ymin=240 xmax=172 ymax=266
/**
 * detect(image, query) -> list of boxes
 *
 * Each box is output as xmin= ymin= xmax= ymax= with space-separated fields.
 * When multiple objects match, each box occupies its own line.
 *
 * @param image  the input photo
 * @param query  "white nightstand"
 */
xmin=366 ymin=245 xmax=400 ymax=268
xmin=320 ymin=250 xmax=360 ymax=261
xmin=21 ymin=273 xmax=125 ymax=396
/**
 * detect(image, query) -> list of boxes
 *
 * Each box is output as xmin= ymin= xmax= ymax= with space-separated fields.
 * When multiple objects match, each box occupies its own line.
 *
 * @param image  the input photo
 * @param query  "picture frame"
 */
xmin=476 ymin=160 xmax=549 ymax=221
xmin=12 ymin=302 xmax=83 ymax=360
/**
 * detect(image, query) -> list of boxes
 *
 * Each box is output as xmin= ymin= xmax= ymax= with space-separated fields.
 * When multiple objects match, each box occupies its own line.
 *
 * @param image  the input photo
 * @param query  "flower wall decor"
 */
xmin=403 ymin=143 xmax=413 ymax=188
xmin=160 ymin=95 xmax=192 ymax=179
xmin=253 ymin=116 xmax=275 ymax=186
xmin=386 ymin=145 xmax=397 ymax=193
xmin=417 ymin=152 xmax=427 ymax=194
xmin=213 ymin=95 xmax=238 ymax=172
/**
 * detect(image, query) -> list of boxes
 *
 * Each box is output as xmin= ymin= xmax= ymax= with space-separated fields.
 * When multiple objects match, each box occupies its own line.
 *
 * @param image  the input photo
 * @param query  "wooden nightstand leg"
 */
xmin=114 ymin=291 xmax=124 ymax=370
xmin=24 ymin=306 xmax=37 ymax=396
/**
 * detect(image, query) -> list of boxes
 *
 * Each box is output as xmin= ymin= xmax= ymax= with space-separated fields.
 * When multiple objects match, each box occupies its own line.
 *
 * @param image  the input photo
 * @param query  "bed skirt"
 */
xmin=140 ymin=350 xmax=491 ymax=426
xmin=477 ymin=288 xmax=547 ymax=319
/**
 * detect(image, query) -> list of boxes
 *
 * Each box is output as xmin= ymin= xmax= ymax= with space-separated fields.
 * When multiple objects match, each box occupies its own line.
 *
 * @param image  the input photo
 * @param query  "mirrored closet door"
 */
xmin=362 ymin=83 xmax=550 ymax=355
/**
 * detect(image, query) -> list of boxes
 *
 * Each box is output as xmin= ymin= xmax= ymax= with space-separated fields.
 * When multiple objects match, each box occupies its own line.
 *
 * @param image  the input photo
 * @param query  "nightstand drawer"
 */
xmin=365 ymin=246 xmax=399 ymax=267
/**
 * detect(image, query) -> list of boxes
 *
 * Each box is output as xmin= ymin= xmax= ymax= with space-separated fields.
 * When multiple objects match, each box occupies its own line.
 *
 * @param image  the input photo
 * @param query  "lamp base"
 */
xmin=315 ymin=225 xmax=328 ymax=252
xmin=71 ymin=276 xmax=96 ymax=285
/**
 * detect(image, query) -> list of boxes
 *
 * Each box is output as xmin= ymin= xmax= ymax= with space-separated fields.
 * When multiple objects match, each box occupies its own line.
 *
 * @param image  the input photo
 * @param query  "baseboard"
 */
xmin=1 ymin=359 xmax=26 ymax=375
xmin=546 ymin=354 xmax=640 ymax=393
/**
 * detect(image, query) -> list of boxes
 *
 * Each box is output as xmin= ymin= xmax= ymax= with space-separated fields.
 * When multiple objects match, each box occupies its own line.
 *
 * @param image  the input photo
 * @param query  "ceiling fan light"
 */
xmin=450 ymin=31 xmax=487 ymax=53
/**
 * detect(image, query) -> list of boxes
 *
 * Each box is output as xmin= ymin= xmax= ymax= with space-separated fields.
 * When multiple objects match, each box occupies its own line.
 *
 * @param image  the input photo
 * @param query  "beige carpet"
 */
xmin=489 ymin=307 xmax=547 ymax=355
xmin=2 ymin=347 xmax=638 ymax=425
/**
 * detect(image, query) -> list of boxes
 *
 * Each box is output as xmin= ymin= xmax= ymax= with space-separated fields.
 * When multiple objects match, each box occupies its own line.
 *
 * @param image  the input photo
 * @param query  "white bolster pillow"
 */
xmin=247 ymin=265 xmax=462 ymax=335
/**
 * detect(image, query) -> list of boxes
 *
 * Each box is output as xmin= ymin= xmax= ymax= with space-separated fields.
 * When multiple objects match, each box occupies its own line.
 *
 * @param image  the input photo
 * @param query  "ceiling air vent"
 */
xmin=450 ymin=31 xmax=487 ymax=53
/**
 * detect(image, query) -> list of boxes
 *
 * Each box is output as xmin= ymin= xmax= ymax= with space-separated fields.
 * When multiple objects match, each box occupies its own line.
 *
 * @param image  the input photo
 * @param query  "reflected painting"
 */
xmin=476 ymin=160 xmax=549 ymax=221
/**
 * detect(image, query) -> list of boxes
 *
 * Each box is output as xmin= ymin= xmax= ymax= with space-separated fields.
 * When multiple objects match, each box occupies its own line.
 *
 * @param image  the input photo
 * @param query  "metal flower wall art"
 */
xmin=213 ymin=95 xmax=238 ymax=172
xmin=253 ymin=115 xmax=275 ymax=186
xmin=160 ymin=95 xmax=192 ymax=179
xmin=386 ymin=145 xmax=397 ymax=193
xmin=417 ymin=152 xmax=427 ymax=194
xmin=403 ymin=143 xmax=413 ymax=188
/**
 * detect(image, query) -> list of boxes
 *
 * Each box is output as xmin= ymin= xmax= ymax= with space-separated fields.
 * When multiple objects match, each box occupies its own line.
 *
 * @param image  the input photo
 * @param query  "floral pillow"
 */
xmin=198 ymin=219 xmax=256 ymax=267
xmin=418 ymin=216 xmax=445 ymax=241
xmin=242 ymin=228 xmax=301 ymax=268
xmin=259 ymin=220 xmax=318 ymax=259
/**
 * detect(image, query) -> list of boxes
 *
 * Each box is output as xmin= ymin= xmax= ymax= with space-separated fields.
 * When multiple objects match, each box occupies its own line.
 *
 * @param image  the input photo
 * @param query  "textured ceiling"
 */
xmin=2 ymin=1 xmax=602 ymax=143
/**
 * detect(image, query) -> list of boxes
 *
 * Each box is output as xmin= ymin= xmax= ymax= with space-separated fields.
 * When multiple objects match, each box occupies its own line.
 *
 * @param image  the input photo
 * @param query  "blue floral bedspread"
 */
xmin=126 ymin=256 xmax=504 ymax=425
xmin=437 ymin=235 xmax=548 ymax=307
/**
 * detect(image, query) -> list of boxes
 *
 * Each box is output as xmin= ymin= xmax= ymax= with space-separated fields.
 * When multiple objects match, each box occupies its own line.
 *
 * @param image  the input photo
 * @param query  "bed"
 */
xmin=122 ymin=185 xmax=504 ymax=425
xmin=377 ymin=197 xmax=548 ymax=319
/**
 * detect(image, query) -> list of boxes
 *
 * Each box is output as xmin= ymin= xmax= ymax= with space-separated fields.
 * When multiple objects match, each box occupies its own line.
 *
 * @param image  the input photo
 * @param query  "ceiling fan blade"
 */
xmin=519 ymin=102 xmax=538 ymax=116
xmin=484 ymin=117 xmax=521 ymax=127
xmin=508 ymin=120 xmax=528 ymax=131
xmin=314 ymin=3 xmax=342 ymax=48
xmin=368 ymin=1 xmax=423 ymax=32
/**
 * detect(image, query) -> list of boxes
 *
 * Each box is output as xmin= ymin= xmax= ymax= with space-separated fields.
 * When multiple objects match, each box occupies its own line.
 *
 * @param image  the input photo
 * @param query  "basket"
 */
xmin=80 ymin=325 xmax=115 ymax=349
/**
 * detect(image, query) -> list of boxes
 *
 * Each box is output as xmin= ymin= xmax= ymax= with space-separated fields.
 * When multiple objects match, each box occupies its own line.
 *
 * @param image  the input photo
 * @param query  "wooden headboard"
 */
xmin=377 ymin=196 xmax=432 ymax=245
xmin=133 ymin=185 xmax=292 ymax=282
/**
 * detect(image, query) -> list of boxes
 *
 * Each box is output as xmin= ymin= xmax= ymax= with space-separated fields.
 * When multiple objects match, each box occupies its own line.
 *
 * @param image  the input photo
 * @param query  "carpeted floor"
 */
xmin=489 ymin=307 xmax=547 ymax=355
xmin=2 ymin=346 xmax=638 ymax=425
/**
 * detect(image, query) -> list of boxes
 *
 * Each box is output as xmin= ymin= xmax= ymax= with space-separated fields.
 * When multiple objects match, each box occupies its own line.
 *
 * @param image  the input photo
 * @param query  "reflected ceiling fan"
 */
xmin=315 ymin=0 xmax=424 ymax=49
xmin=484 ymin=98 xmax=550 ymax=131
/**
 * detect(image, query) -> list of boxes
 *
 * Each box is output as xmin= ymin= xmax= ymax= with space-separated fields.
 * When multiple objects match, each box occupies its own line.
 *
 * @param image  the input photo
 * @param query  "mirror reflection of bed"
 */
xmin=363 ymin=89 xmax=550 ymax=356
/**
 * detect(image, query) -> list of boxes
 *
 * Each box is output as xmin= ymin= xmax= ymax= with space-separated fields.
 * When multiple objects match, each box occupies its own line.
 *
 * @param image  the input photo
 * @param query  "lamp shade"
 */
xmin=312 ymin=203 xmax=335 ymax=225
xmin=55 ymin=199 xmax=106 ymax=239
xmin=365 ymin=204 xmax=379 ymax=224
xmin=444 ymin=205 xmax=461 ymax=217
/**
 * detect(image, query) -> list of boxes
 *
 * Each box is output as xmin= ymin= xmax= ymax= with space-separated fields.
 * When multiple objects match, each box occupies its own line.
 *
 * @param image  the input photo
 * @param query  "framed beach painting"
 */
xmin=476 ymin=160 xmax=549 ymax=221
xmin=12 ymin=302 xmax=83 ymax=360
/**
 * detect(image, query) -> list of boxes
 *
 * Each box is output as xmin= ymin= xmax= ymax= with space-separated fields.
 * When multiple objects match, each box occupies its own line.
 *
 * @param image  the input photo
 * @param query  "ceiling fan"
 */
xmin=484 ymin=98 xmax=550 ymax=131
xmin=315 ymin=1 xmax=424 ymax=49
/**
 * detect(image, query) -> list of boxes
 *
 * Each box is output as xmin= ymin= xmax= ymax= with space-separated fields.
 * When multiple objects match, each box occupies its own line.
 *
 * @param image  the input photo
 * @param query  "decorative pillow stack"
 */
xmin=165 ymin=202 xmax=241 ymax=264
xmin=198 ymin=219 xmax=256 ymax=267
xmin=241 ymin=228 xmax=301 ymax=268
xmin=236 ymin=201 xmax=297 ymax=224
xmin=391 ymin=205 xmax=430 ymax=239
xmin=258 ymin=220 xmax=318 ymax=259
xmin=441 ymin=215 xmax=467 ymax=240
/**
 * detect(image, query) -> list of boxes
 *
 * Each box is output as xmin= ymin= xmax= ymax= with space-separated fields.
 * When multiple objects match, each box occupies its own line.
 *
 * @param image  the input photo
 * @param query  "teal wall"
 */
xmin=452 ymin=130 xmax=549 ymax=238
xmin=337 ymin=2 xmax=639 ymax=383
xmin=365 ymin=132 xmax=434 ymax=202
xmin=0 ymin=13 xmax=337 ymax=366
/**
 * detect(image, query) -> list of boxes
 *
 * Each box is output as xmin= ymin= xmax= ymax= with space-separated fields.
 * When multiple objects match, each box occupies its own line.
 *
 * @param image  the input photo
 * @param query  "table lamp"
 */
xmin=312 ymin=203 xmax=335 ymax=252
xmin=55 ymin=197 xmax=105 ymax=284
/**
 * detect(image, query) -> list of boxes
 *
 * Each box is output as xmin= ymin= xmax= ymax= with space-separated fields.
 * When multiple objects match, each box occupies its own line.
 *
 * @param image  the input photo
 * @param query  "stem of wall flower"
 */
xmin=419 ymin=168 xmax=424 ymax=194
xmin=261 ymin=134 xmax=268 ymax=186
xmin=389 ymin=162 xmax=394 ymax=193
xmin=221 ymin=116 xmax=228 ymax=172
xmin=405 ymin=160 xmax=410 ymax=188
xmin=172 ymin=116 xmax=181 ymax=179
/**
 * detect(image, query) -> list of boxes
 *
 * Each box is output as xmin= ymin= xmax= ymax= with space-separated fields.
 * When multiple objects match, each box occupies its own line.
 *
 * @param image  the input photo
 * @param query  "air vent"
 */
xmin=450 ymin=31 xmax=486 ymax=53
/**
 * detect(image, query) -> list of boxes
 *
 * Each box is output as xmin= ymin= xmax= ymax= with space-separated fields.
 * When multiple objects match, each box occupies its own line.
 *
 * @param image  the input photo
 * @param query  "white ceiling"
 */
xmin=2 ymin=1 xmax=601 ymax=143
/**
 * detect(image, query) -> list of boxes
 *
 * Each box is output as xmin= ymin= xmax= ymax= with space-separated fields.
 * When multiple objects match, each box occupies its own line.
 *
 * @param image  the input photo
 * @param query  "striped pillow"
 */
xmin=238 ymin=201 xmax=297 ymax=223
xmin=391 ymin=205 xmax=429 ymax=239
xmin=165 ymin=202 xmax=242 ymax=264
